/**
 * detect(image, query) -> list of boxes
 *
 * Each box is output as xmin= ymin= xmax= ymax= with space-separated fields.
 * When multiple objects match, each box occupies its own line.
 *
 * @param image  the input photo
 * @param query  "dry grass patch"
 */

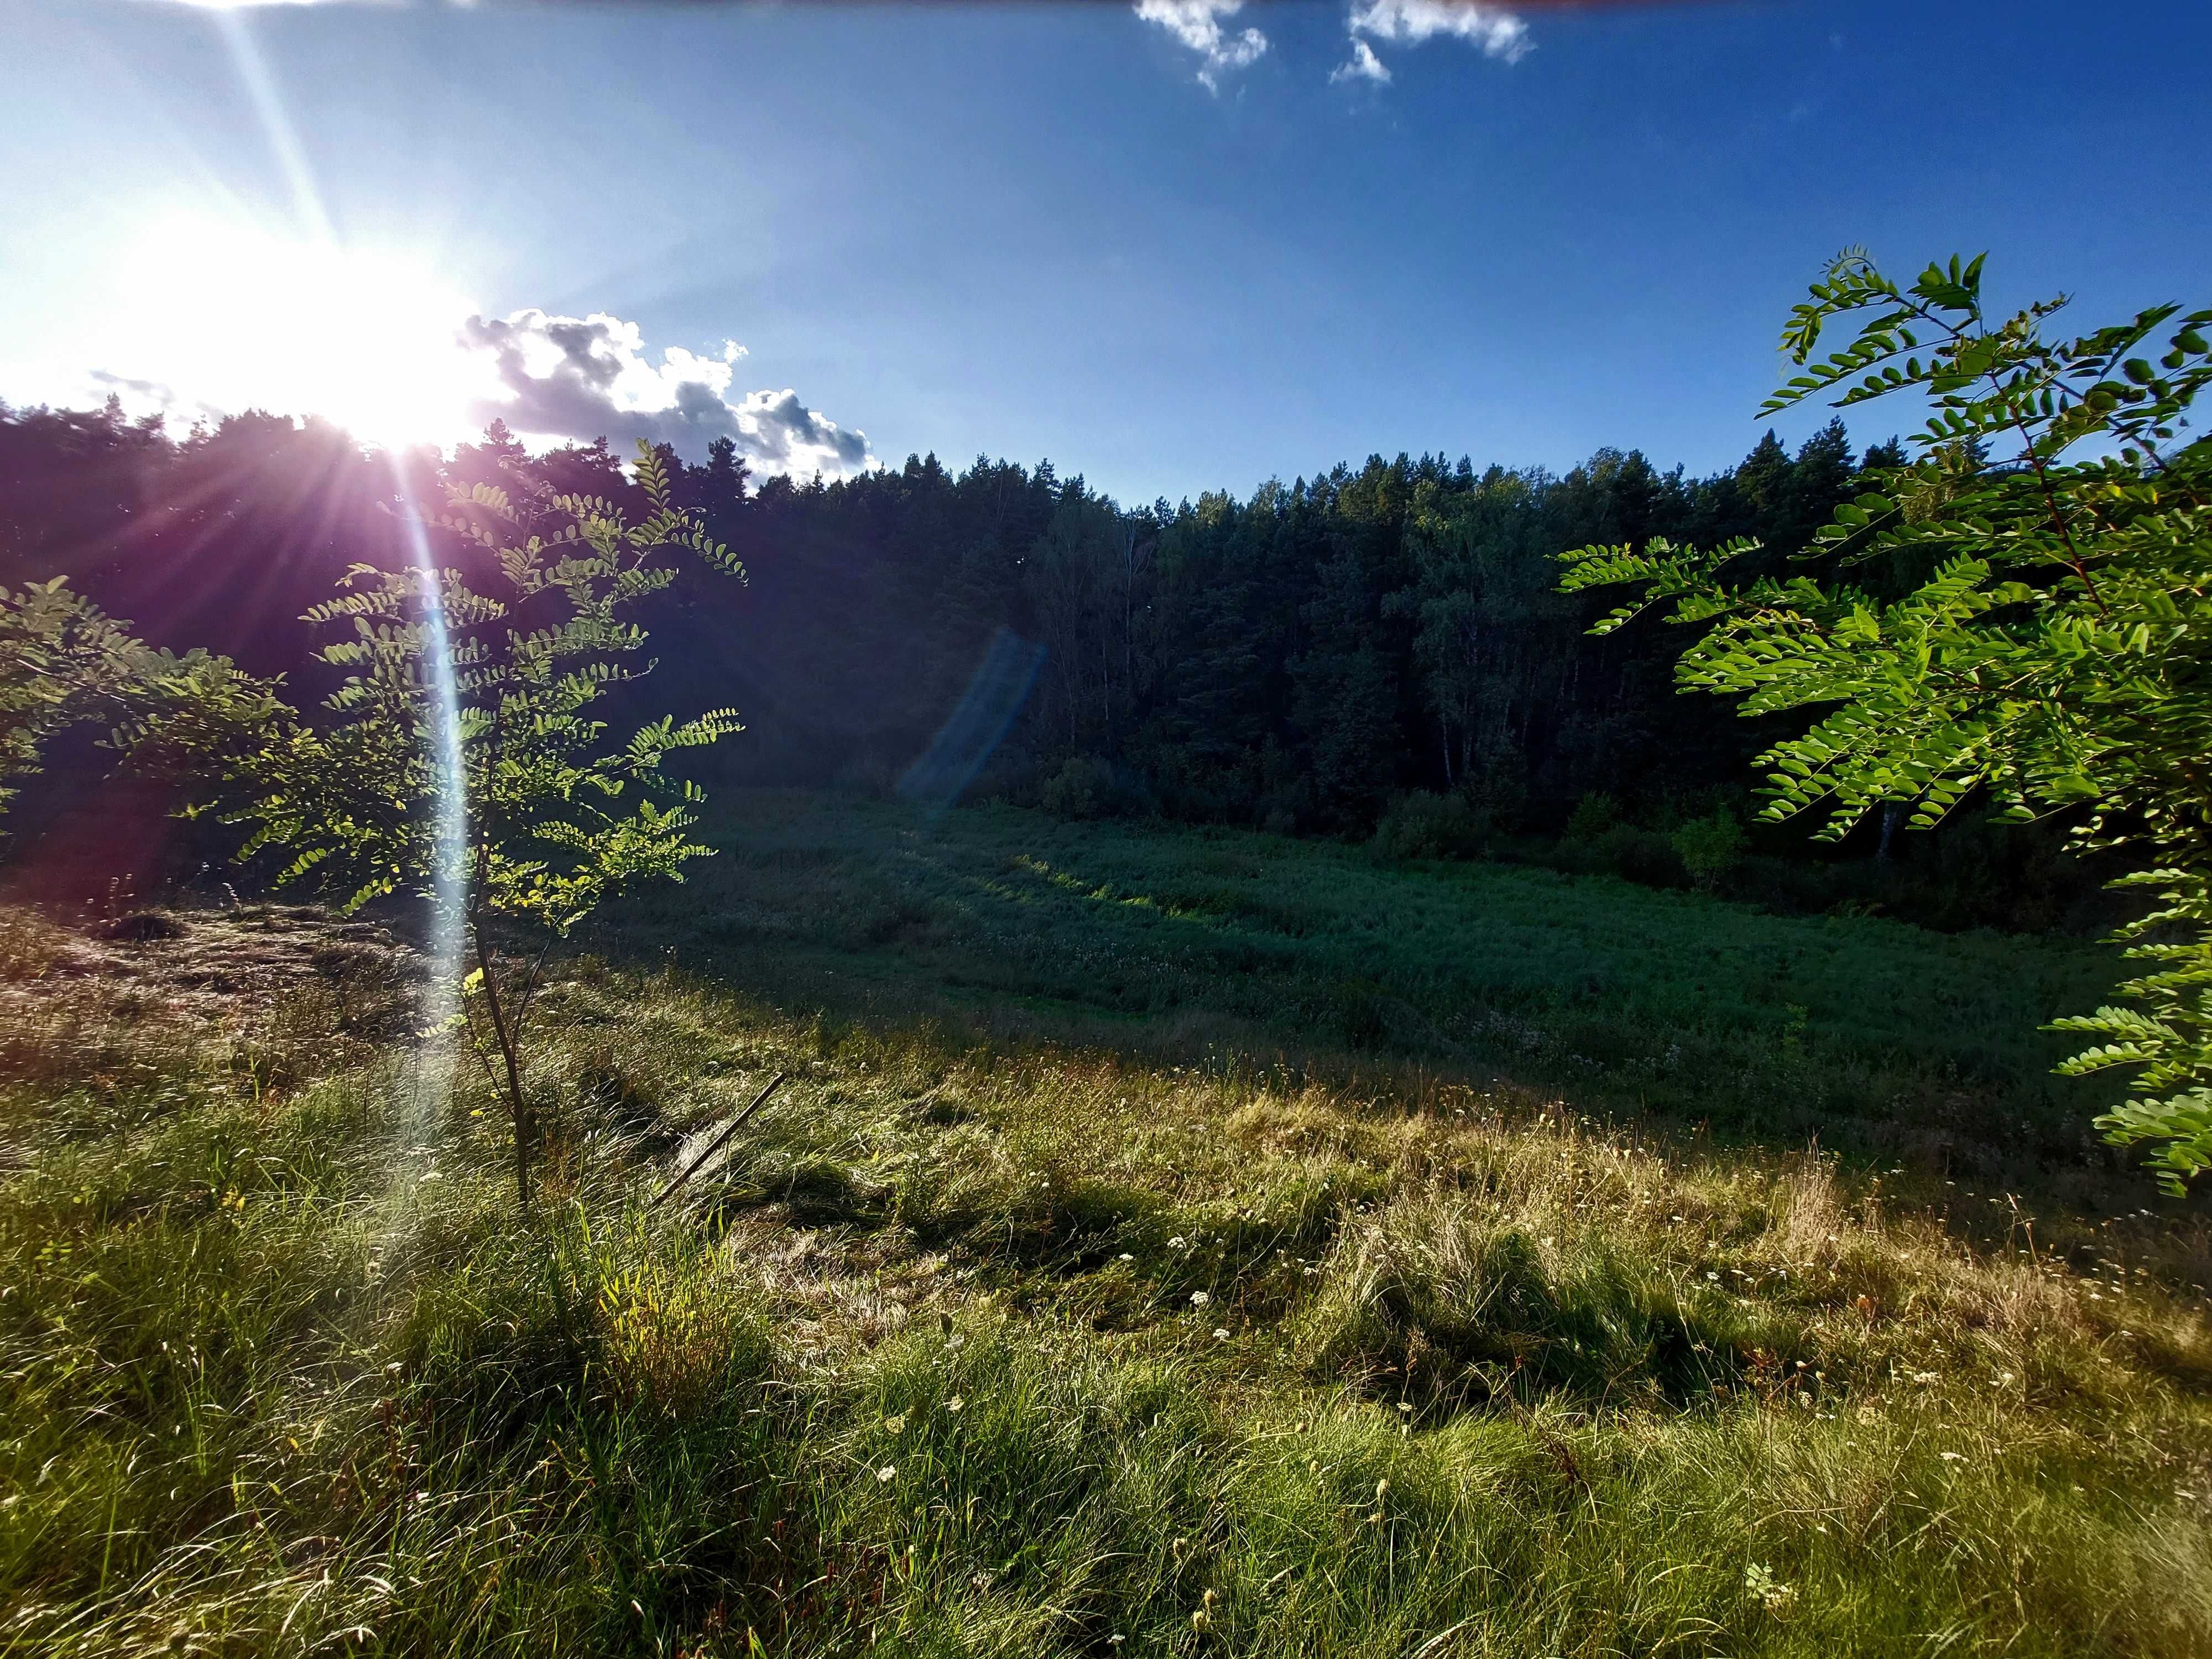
xmin=0 ymin=901 xmax=2208 ymax=1656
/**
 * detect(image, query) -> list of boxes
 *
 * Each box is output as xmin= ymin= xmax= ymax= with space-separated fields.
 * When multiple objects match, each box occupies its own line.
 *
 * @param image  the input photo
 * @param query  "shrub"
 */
xmin=1039 ymin=754 xmax=1150 ymax=821
xmin=1671 ymin=809 xmax=1746 ymax=893
xmin=1564 ymin=791 xmax=1619 ymax=842
xmin=1373 ymin=791 xmax=1488 ymax=862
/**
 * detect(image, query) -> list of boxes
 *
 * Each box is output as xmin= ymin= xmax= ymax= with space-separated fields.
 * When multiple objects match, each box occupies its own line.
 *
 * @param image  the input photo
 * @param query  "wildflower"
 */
xmin=877 ymin=1465 xmax=896 ymax=1483
xmin=1190 ymin=1290 xmax=1211 ymax=1307
xmin=1213 ymin=1328 xmax=1230 ymax=1341
xmin=1706 ymin=1271 xmax=1720 ymax=1282
xmin=1744 ymin=1562 xmax=1796 ymax=1611
xmin=1117 ymin=1253 xmax=1134 ymax=1262
xmin=1938 ymin=1451 xmax=1966 ymax=1462
xmin=946 ymin=1396 xmax=964 ymax=1413
xmin=884 ymin=1415 xmax=906 ymax=1436
xmin=1168 ymin=1237 xmax=1188 ymax=1250
xmin=1396 ymin=1402 xmax=1412 ymax=1415
xmin=1375 ymin=1479 xmax=1390 ymax=1501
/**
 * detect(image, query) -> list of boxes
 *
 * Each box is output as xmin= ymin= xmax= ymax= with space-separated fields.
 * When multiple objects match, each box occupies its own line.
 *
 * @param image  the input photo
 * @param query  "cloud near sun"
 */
xmin=1135 ymin=0 xmax=1530 ymax=90
xmin=461 ymin=309 xmax=875 ymax=482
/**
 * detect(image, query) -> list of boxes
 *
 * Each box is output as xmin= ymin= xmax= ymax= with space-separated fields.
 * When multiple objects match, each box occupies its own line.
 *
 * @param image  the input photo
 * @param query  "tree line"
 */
xmin=0 ymin=387 xmax=2105 ymax=931
xmin=0 ymin=397 xmax=1881 ymax=818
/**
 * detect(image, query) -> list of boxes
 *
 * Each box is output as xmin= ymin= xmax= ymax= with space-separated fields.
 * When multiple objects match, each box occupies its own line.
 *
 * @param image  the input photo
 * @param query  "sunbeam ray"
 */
xmin=216 ymin=4 xmax=471 ymax=1145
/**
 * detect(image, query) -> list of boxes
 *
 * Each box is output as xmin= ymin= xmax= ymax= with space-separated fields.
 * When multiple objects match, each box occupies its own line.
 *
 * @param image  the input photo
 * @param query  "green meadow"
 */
xmin=2 ymin=795 xmax=2207 ymax=1657
xmin=610 ymin=793 xmax=2125 ymax=1189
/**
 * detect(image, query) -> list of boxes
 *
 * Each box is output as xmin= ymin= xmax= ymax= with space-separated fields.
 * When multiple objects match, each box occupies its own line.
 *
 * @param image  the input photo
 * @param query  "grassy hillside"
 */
xmin=2 ymin=798 xmax=2208 ymax=1656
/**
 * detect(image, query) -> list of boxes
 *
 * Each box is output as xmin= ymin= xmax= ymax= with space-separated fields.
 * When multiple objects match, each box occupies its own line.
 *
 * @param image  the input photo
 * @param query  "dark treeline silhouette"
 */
xmin=0 ymin=394 xmax=2104 ymax=928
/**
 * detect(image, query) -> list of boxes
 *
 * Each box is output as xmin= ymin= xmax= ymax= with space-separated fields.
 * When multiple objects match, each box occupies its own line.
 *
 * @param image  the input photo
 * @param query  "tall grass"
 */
xmin=1 ymin=886 xmax=2208 ymax=1656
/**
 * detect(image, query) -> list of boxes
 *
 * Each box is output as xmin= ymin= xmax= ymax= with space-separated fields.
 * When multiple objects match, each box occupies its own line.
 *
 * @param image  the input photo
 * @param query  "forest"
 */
xmin=0 ymin=392 xmax=2101 ymax=931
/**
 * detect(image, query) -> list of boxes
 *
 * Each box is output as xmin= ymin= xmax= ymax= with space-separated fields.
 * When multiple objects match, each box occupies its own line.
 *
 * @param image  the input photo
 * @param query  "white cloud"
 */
xmin=1343 ymin=0 xmax=1530 ymax=84
xmin=1330 ymin=38 xmax=1392 ymax=85
xmin=461 ymin=309 xmax=875 ymax=482
xmin=1134 ymin=0 xmax=1268 ymax=91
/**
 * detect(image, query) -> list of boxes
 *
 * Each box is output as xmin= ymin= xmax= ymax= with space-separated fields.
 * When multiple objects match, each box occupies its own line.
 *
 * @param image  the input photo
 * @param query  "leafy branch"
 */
xmin=1561 ymin=249 xmax=2212 ymax=1190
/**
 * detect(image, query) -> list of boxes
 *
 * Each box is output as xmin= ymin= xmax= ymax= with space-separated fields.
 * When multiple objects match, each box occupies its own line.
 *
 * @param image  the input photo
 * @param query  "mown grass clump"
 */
xmin=1 ymin=884 xmax=2208 ymax=1656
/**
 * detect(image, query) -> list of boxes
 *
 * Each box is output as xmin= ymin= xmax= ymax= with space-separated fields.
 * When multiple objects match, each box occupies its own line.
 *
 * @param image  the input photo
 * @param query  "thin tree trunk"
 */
xmin=473 ymin=915 xmax=532 ymax=1213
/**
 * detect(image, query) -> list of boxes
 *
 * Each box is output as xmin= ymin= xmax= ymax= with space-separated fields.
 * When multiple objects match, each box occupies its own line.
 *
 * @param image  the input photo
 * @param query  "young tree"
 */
xmin=1560 ymin=251 xmax=2212 ymax=1190
xmin=229 ymin=441 xmax=746 ymax=1209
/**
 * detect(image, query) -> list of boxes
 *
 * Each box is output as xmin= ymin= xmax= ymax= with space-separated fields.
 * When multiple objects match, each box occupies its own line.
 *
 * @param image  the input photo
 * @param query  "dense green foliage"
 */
xmin=228 ymin=441 xmax=744 ymax=927
xmin=0 ymin=576 xmax=274 ymax=826
xmin=0 ymin=392 xmax=1891 ymax=847
xmin=1 ymin=253 xmax=2197 ymax=1196
xmin=0 ymin=874 xmax=2204 ymax=1656
xmin=1562 ymin=253 xmax=2212 ymax=1189
xmin=5 ymin=387 xmax=2111 ymax=936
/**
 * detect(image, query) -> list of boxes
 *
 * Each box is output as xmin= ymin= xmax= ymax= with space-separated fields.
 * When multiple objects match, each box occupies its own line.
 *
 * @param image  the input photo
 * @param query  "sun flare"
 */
xmin=109 ymin=212 xmax=488 ymax=449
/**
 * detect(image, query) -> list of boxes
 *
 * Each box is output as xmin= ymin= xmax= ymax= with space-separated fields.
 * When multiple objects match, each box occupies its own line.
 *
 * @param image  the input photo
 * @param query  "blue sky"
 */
xmin=4 ymin=0 xmax=2208 ymax=503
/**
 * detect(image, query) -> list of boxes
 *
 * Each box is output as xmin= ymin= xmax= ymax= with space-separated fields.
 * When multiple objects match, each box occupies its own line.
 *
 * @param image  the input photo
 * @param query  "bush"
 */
xmin=1039 ymin=754 xmax=1144 ymax=821
xmin=1672 ymin=808 xmax=1747 ymax=893
xmin=1564 ymin=791 xmax=1620 ymax=842
xmin=1372 ymin=791 xmax=1489 ymax=862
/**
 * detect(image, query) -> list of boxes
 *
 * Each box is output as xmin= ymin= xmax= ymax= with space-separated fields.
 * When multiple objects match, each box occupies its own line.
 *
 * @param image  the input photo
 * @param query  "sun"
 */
xmin=108 ymin=211 xmax=489 ymax=450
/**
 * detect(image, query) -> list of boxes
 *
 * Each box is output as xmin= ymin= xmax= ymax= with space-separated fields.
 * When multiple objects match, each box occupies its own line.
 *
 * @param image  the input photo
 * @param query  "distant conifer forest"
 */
xmin=0 ymin=398 xmax=2105 ymax=929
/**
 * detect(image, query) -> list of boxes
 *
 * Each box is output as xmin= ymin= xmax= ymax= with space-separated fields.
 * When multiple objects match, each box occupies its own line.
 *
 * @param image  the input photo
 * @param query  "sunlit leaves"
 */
xmin=1561 ymin=250 xmax=2212 ymax=1190
xmin=0 ymin=578 xmax=284 ymax=828
xmin=224 ymin=437 xmax=747 ymax=937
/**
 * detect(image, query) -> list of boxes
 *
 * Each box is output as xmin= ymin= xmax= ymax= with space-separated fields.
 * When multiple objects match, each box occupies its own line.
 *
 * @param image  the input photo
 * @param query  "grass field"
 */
xmin=604 ymin=793 xmax=2129 ymax=1197
xmin=2 ymin=792 xmax=2208 ymax=1656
